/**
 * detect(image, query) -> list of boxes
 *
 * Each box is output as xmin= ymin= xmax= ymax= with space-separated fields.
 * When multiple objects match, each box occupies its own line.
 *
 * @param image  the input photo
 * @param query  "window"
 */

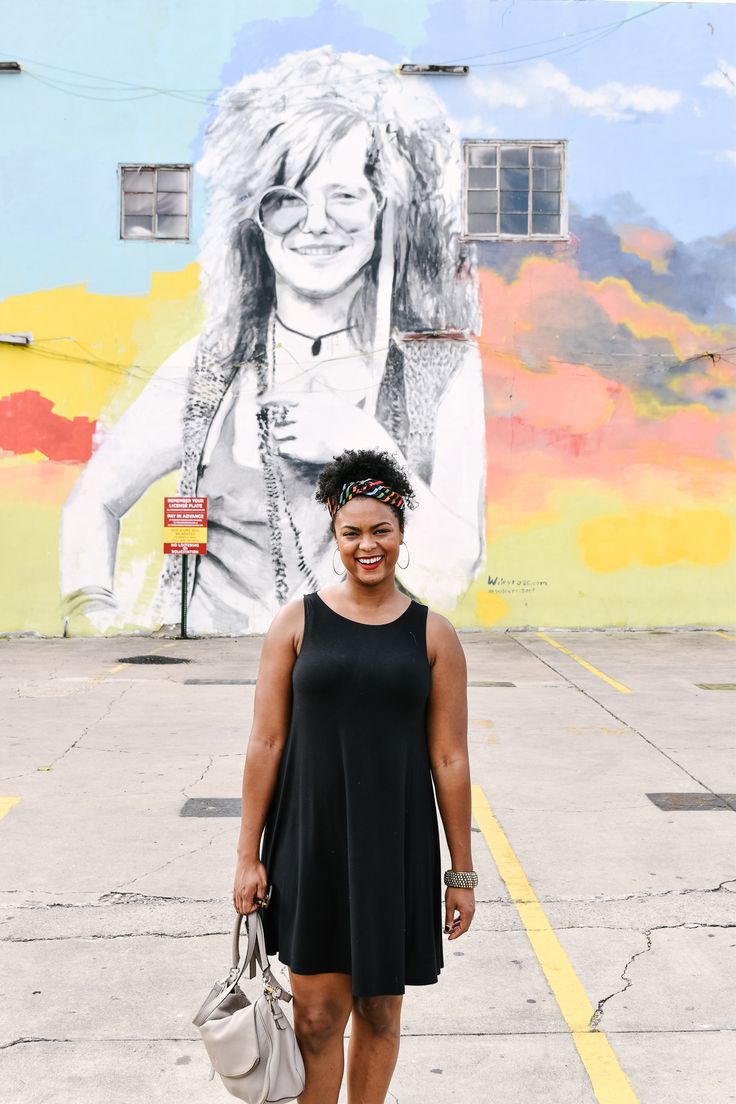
xmin=463 ymin=141 xmax=567 ymax=240
xmin=120 ymin=165 xmax=191 ymax=240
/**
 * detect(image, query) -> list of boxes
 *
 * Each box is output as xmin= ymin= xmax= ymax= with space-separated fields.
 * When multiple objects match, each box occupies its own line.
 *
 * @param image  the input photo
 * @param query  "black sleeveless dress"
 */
xmin=259 ymin=591 xmax=444 ymax=998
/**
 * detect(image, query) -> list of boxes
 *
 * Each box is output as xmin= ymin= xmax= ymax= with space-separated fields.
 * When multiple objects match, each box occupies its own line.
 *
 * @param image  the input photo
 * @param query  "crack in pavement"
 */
xmin=0 ymin=683 xmax=133 ymax=784
xmin=180 ymin=754 xmax=215 ymax=798
xmin=3 ymin=1027 xmax=734 ymax=1051
xmin=52 ymin=683 xmax=132 ymax=768
xmin=2 ymin=879 xmax=733 ymax=912
xmin=589 ymin=927 xmax=654 ymax=1030
xmin=587 ymin=921 xmax=735 ymax=1031
xmin=0 ymin=1035 xmax=196 ymax=1049
xmin=109 ymin=827 xmax=234 ymax=891
xmin=6 ymin=921 xmax=734 ymax=945
xmin=3 ymin=928 xmax=235 ymax=942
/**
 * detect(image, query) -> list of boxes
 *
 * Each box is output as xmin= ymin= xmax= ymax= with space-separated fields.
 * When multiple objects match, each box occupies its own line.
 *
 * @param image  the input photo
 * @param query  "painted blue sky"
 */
xmin=1 ymin=0 xmax=735 ymax=297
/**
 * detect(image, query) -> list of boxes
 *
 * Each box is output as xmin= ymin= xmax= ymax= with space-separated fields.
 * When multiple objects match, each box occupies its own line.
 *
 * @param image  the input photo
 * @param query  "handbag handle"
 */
xmin=231 ymin=906 xmax=294 ymax=1002
xmin=192 ymin=906 xmax=293 ymax=1028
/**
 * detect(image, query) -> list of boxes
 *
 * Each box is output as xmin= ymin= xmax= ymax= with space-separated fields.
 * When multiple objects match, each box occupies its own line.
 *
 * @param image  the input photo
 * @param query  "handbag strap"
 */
xmin=193 ymin=909 xmax=279 ymax=1028
xmin=244 ymin=911 xmax=294 ymax=1003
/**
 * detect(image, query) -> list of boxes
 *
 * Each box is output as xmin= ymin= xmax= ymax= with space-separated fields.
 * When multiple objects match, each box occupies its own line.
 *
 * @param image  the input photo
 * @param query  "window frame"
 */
xmin=462 ymin=139 xmax=568 ymax=242
xmin=119 ymin=163 xmax=192 ymax=242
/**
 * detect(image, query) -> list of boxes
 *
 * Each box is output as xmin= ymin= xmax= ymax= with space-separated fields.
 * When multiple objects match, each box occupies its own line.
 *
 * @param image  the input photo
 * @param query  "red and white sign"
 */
xmin=164 ymin=496 xmax=208 ymax=554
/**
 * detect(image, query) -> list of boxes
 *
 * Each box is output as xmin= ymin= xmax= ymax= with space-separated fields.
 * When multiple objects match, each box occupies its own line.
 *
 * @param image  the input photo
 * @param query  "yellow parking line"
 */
xmin=0 ymin=796 xmax=21 ymax=821
xmin=536 ymin=633 xmax=632 ymax=694
xmin=472 ymin=785 xmax=640 ymax=1104
xmin=90 ymin=641 xmax=176 ymax=683
xmin=713 ymin=631 xmax=736 ymax=642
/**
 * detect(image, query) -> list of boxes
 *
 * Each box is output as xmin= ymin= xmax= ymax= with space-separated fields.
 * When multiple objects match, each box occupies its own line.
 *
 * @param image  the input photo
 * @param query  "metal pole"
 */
xmin=181 ymin=553 xmax=188 ymax=640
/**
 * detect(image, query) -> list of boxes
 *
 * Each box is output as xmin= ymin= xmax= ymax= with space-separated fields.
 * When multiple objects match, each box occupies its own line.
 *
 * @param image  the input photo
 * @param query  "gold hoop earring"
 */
xmin=332 ymin=547 xmax=345 ymax=575
xmin=397 ymin=542 xmax=410 ymax=570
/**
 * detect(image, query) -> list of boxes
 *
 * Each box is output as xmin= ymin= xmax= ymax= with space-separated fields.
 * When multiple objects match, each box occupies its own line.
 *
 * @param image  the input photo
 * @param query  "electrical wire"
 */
xmin=448 ymin=2 xmax=669 ymax=67
xmin=24 ymin=71 xmax=160 ymax=103
xmin=0 ymin=48 xmax=396 ymax=106
xmin=445 ymin=3 xmax=663 ymax=64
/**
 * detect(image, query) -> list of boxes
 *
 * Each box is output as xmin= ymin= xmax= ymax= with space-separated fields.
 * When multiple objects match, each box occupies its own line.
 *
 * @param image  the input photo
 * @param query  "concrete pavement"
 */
xmin=1 ymin=629 xmax=734 ymax=1103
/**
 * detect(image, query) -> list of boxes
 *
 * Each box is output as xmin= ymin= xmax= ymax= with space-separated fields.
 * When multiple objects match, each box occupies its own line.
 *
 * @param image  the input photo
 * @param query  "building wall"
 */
xmin=1 ymin=0 xmax=734 ymax=634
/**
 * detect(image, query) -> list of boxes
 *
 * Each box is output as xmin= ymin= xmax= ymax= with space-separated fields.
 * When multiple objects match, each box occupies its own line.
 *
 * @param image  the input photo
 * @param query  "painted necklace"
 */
xmin=255 ymin=314 xmax=321 ymax=603
xmin=275 ymin=312 xmax=354 ymax=357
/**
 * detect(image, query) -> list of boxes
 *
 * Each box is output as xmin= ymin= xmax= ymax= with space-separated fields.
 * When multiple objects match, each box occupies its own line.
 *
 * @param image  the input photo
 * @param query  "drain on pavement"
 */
xmin=183 ymin=678 xmax=256 ymax=685
xmin=117 ymin=655 xmax=192 ymax=665
xmin=181 ymin=798 xmax=241 ymax=817
xmin=646 ymin=792 xmax=736 ymax=811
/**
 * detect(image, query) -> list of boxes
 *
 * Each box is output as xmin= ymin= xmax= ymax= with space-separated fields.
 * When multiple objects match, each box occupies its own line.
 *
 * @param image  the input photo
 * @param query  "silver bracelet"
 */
xmin=444 ymin=869 xmax=478 ymax=889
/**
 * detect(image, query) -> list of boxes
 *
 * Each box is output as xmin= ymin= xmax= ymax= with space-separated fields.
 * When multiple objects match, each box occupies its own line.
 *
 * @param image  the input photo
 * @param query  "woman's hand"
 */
xmin=444 ymin=887 xmax=475 ymax=940
xmin=260 ymin=392 xmax=395 ymax=465
xmin=233 ymin=858 xmax=269 ymax=915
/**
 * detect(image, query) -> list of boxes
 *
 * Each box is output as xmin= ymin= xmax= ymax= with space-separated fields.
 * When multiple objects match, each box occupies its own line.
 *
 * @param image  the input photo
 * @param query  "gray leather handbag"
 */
xmin=192 ymin=905 xmax=305 ymax=1103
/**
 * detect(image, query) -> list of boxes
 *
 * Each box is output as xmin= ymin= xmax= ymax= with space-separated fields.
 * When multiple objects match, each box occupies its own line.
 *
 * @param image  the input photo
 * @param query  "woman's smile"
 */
xmin=288 ymin=243 xmax=347 ymax=257
xmin=356 ymin=554 xmax=383 ymax=570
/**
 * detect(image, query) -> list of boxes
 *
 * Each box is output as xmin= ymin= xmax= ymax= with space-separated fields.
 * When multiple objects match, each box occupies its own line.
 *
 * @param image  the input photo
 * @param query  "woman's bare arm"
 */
xmin=426 ymin=611 xmax=475 ymax=940
xmin=59 ymin=337 xmax=196 ymax=610
xmin=233 ymin=598 xmax=304 ymax=913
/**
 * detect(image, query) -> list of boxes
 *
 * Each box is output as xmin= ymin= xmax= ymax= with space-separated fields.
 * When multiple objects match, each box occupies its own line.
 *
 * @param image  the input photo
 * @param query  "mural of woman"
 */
xmin=60 ymin=47 xmax=486 ymax=634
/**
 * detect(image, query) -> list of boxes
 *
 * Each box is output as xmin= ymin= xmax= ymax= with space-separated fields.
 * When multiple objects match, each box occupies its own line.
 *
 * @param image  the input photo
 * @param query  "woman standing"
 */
xmin=59 ymin=47 xmax=486 ymax=636
xmin=233 ymin=448 xmax=477 ymax=1104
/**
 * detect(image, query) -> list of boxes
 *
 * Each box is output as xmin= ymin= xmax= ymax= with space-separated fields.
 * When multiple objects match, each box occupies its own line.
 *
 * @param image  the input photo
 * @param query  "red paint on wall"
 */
xmin=0 ymin=390 xmax=96 ymax=461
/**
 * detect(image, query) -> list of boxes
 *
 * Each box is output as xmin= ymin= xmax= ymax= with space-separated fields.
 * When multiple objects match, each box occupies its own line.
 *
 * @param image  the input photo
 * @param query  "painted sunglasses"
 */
xmin=256 ymin=184 xmax=384 ymax=236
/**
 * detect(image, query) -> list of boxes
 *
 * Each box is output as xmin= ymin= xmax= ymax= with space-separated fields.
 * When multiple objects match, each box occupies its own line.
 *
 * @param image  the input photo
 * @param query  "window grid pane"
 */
xmin=468 ymin=166 xmax=497 ymax=188
xmin=123 ymin=169 xmax=154 ymax=192
xmin=123 ymin=215 xmax=154 ymax=239
xmin=156 ymin=214 xmax=189 ymax=239
xmin=123 ymin=192 xmax=154 ymax=215
xmin=157 ymin=169 xmax=189 ymax=192
xmin=468 ymin=145 xmax=497 ymax=167
xmin=156 ymin=191 xmax=188 ymax=215
xmin=468 ymin=190 xmax=498 ymax=214
xmin=532 ymin=213 xmax=561 ymax=234
xmin=532 ymin=191 xmax=560 ymax=215
xmin=468 ymin=212 xmax=498 ymax=234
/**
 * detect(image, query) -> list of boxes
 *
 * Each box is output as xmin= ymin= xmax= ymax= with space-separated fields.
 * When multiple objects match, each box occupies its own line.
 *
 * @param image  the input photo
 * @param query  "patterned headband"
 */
xmin=327 ymin=478 xmax=416 ymax=518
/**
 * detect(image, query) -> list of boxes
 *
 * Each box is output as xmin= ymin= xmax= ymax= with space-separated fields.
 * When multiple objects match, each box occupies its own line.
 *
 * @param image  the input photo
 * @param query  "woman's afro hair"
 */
xmin=315 ymin=448 xmax=415 ymax=531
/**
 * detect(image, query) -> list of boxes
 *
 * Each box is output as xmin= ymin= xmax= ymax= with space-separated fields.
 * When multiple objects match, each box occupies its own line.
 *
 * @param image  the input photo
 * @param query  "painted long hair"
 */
xmin=196 ymin=46 xmax=480 ymax=367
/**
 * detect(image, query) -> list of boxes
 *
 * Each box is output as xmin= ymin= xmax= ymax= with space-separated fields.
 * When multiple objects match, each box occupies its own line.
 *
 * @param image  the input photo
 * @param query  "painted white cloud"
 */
xmin=723 ymin=150 xmax=736 ymax=167
xmin=452 ymin=114 xmax=496 ymax=136
xmin=470 ymin=61 xmax=682 ymax=122
xmin=702 ymin=61 xmax=736 ymax=97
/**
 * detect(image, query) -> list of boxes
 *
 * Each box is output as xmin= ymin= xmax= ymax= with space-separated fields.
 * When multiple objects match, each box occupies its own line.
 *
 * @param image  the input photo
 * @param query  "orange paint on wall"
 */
xmin=0 ymin=459 xmax=82 ymax=507
xmin=508 ymin=358 xmax=619 ymax=433
xmin=616 ymin=224 xmax=675 ymax=274
xmin=586 ymin=277 xmax=723 ymax=360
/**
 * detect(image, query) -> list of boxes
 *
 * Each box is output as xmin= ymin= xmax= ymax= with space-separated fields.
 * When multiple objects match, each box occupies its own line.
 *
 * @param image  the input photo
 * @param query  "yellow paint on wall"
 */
xmin=0 ymin=265 xmax=201 ymax=419
xmin=459 ymin=487 xmax=736 ymax=630
xmin=579 ymin=509 xmax=733 ymax=572
xmin=475 ymin=591 xmax=509 ymax=625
